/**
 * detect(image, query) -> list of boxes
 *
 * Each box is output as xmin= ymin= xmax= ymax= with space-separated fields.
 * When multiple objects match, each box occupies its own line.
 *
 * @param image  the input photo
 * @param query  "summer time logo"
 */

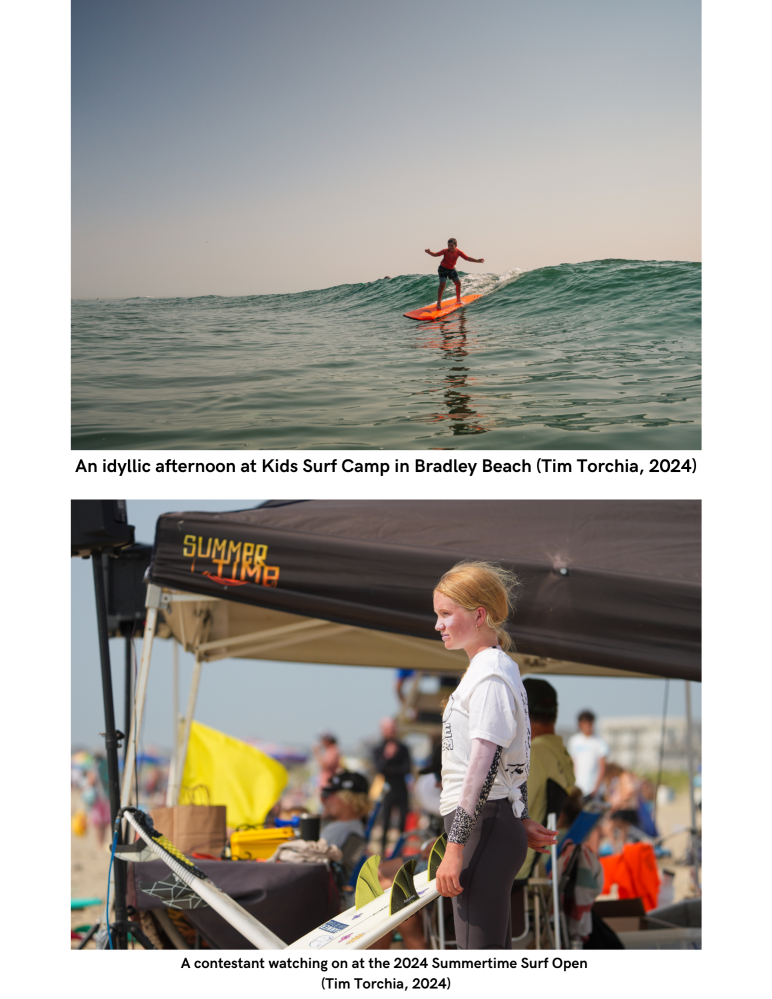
xmin=182 ymin=535 xmax=280 ymax=587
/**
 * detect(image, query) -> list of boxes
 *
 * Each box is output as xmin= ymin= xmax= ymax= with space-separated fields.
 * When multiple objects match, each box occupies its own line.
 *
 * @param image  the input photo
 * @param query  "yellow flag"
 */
xmin=180 ymin=720 xmax=288 ymax=827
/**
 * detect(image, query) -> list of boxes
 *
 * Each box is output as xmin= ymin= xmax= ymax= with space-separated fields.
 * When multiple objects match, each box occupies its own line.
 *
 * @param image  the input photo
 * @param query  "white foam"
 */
xmin=460 ymin=268 xmax=524 ymax=298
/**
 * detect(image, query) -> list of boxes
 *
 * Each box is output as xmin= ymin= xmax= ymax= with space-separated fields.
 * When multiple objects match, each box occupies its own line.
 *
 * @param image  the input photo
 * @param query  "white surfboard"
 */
xmin=121 ymin=807 xmax=445 ymax=952
xmin=287 ymin=837 xmax=446 ymax=950
xmin=287 ymin=870 xmax=437 ymax=950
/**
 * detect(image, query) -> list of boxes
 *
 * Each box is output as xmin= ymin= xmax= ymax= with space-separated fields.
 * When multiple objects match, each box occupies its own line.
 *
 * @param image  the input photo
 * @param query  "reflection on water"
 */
xmin=415 ymin=314 xmax=495 ymax=436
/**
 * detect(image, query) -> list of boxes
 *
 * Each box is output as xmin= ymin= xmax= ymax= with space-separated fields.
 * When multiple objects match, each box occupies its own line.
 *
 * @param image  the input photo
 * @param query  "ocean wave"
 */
xmin=72 ymin=258 xmax=701 ymax=450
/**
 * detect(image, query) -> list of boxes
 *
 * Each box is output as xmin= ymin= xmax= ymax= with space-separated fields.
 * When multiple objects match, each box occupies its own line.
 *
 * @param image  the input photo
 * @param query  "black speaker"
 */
xmin=71 ymin=500 xmax=135 ymax=556
xmin=104 ymin=544 xmax=153 ymax=635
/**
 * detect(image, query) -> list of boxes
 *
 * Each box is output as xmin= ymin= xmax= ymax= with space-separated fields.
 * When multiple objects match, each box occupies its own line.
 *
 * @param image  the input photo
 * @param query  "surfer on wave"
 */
xmin=432 ymin=561 xmax=557 ymax=949
xmin=425 ymin=239 xmax=484 ymax=310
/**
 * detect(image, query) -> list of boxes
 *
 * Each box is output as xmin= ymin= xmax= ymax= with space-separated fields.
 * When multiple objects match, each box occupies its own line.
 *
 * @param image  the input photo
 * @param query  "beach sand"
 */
xmin=71 ymin=790 xmax=112 ymax=948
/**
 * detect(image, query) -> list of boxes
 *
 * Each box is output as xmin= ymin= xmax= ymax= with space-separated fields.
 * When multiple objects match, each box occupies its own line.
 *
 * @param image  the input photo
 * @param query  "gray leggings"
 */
xmin=443 ymin=799 xmax=528 ymax=949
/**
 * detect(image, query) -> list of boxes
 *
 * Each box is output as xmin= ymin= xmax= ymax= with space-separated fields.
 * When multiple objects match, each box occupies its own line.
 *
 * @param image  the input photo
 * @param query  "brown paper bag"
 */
xmin=149 ymin=803 xmax=227 ymax=855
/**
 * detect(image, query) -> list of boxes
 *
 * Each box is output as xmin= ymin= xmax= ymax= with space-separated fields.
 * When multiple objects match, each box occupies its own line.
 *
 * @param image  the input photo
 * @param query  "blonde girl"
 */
xmin=433 ymin=561 xmax=556 ymax=949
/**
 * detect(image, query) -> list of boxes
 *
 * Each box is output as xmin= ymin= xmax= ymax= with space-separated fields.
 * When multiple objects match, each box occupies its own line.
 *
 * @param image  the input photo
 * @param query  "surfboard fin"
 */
xmin=355 ymin=855 xmax=384 ymax=910
xmin=428 ymin=833 xmax=447 ymax=881
xmin=389 ymin=858 xmax=419 ymax=915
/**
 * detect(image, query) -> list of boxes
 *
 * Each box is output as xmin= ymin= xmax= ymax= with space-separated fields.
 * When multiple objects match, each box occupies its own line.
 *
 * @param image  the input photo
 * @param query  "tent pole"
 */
xmin=684 ymin=681 xmax=696 ymax=829
xmin=123 ymin=632 xmax=133 ymax=768
xmin=654 ymin=679 xmax=670 ymax=825
xmin=120 ymin=585 xmax=160 ymax=808
xmin=92 ymin=553 xmax=128 ymax=949
xmin=684 ymin=680 xmax=700 ymax=894
xmin=171 ymin=653 xmax=203 ymax=805
xmin=166 ymin=639 xmax=179 ymax=806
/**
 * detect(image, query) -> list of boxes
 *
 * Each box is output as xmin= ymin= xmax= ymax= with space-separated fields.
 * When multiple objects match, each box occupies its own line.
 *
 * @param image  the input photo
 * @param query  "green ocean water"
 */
xmin=71 ymin=259 xmax=700 ymax=449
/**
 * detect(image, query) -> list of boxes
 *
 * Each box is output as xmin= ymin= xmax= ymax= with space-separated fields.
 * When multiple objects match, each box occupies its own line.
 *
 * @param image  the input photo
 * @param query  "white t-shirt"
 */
xmin=567 ymin=731 xmax=609 ymax=795
xmin=440 ymin=647 xmax=530 ymax=818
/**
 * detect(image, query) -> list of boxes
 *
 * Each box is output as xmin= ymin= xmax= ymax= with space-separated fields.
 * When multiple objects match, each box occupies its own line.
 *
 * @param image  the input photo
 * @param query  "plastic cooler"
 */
xmin=230 ymin=826 xmax=295 ymax=860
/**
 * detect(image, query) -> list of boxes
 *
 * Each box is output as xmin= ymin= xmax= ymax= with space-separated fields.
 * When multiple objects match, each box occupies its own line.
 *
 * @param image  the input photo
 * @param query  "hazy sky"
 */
xmin=72 ymin=0 xmax=700 ymax=299
xmin=72 ymin=499 xmax=701 ymax=756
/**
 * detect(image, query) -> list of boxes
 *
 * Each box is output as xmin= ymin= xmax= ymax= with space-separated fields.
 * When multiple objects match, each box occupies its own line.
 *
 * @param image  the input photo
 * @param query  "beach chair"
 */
xmin=422 ymin=893 xmax=456 ymax=949
xmin=509 ymin=779 xmax=574 ymax=945
xmin=522 ymin=807 xmax=606 ymax=949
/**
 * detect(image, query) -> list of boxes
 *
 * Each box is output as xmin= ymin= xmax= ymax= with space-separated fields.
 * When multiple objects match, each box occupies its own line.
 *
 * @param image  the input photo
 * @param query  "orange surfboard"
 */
xmin=404 ymin=294 xmax=481 ymax=321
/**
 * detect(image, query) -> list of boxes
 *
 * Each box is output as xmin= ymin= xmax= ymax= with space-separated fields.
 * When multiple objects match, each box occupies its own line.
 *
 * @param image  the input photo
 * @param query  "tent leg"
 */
xmin=684 ymin=680 xmax=700 ymax=894
xmin=121 ymin=586 xmax=160 ymax=808
xmin=123 ymin=632 xmax=133 ymax=768
xmin=166 ymin=639 xmax=179 ymax=806
xmin=685 ymin=680 xmax=696 ymax=830
xmin=171 ymin=654 xmax=203 ymax=805
xmin=654 ymin=679 xmax=670 ymax=826
xmin=92 ymin=553 xmax=128 ymax=950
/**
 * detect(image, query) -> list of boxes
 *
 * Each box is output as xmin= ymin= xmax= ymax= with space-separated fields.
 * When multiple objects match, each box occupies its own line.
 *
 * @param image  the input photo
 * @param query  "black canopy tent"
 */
xmin=148 ymin=499 xmax=700 ymax=681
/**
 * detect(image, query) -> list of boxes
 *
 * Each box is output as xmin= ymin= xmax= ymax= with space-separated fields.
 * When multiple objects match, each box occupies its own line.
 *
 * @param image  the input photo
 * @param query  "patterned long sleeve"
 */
xmin=520 ymin=780 xmax=529 ymax=820
xmin=447 ymin=738 xmax=502 ymax=845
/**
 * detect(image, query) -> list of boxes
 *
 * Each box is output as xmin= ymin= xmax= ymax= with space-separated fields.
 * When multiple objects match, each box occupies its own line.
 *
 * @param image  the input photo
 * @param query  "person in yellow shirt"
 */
xmin=516 ymin=678 xmax=576 ymax=881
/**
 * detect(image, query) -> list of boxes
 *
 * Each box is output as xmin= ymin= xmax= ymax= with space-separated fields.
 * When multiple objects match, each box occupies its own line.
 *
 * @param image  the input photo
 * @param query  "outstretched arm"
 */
xmin=425 ymin=248 xmax=443 ymax=256
xmin=457 ymin=250 xmax=484 ymax=263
